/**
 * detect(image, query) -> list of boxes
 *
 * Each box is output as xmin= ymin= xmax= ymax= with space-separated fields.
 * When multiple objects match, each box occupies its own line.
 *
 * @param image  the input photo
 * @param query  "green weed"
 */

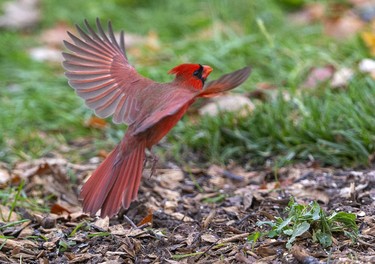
xmin=254 ymin=197 xmax=358 ymax=249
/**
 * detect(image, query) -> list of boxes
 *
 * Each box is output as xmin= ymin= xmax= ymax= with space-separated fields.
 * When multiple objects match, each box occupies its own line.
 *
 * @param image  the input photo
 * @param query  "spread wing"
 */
xmin=62 ymin=18 xmax=154 ymax=124
xmin=198 ymin=66 xmax=251 ymax=98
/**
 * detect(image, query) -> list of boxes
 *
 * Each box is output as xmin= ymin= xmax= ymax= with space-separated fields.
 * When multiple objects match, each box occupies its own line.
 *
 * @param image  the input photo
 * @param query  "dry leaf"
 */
xmin=249 ymin=82 xmax=278 ymax=102
xmin=29 ymin=47 xmax=63 ymax=63
xmin=108 ymin=224 xmax=128 ymax=236
xmin=289 ymin=185 xmax=330 ymax=204
xmin=0 ymin=0 xmax=40 ymax=30
xmin=359 ymin=58 xmax=375 ymax=75
xmin=164 ymin=200 xmax=178 ymax=212
xmin=288 ymin=3 xmax=325 ymax=25
xmin=0 ymin=166 xmax=10 ymax=184
xmin=153 ymin=185 xmax=180 ymax=201
xmin=302 ymin=65 xmax=335 ymax=89
xmin=201 ymin=233 xmax=219 ymax=243
xmin=41 ymin=22 xmax=74 ymax=47
xmin=85 ymin=116 xmax=108 ymax=129
xmin=156 ymin=169 xmax=184 ymax=189
xmin=0 ymin=205 xmax=19 ymax=222
xmin=324 ymin=12 xmax=364 ymax=39
xmin=291 ymin=245 xmax=320 ymax=263
xmin=50 ymin=203 xmax=71 ymax=215
xmin=330 ymin=67 xmax=354 ymax=88
xmin=137 ymin=209 xmax=153 ymax=226
xmin=171 ymin=212 xmax=194 ymax=222
xmin=93 ymin=217 xmax=109 ymax=231
xmin=361 ymin=32 xmax=375 ymax=55
xmin=199 ymin=94 xmax=255 ymax=117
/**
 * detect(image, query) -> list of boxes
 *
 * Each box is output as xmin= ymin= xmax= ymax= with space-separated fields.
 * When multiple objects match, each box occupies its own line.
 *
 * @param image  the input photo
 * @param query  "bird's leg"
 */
xmin=149 ymin=149 xmax=159 ymax=178
xmin=144 ymin=148 xmax=158 ymax=178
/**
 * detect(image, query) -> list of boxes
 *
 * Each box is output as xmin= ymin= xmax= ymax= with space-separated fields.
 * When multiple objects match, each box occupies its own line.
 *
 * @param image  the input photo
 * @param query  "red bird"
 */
xmin=63 ymin=19 xmax=251 ymax=218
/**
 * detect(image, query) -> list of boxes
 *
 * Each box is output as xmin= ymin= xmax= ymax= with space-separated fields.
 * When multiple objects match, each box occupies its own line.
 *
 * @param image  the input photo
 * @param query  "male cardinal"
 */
xmin=62 ymin=19 xmax=251 ymax=218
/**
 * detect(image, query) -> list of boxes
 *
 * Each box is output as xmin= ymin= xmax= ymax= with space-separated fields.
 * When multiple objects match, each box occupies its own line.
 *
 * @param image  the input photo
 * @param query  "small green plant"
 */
xmin=58 ymin=239 xmax=76 ymax=253
xmin=0 ymin=182 xmax=50 ymax=219
xmin=87 ymin=232 xmax=111 ymax=238
xmin=255 ymin=198 xmax=358 ymax=249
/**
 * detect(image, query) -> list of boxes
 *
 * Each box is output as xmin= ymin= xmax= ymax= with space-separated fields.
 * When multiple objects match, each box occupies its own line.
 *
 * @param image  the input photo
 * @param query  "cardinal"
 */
xmin=62 ymin=19 xmax=251 ymax=218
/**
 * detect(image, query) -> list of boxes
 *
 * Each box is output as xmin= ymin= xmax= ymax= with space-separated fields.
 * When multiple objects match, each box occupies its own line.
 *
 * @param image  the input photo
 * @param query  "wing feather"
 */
xmin=63 ymin=19 xmax=154 ymax=124
xmin=199 ymin=66 xmax=251 ymax=98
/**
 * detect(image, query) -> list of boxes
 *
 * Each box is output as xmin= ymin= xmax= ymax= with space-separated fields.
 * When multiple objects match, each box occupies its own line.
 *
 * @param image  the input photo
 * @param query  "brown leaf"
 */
xmin=171 ymin=212 xmax=194 ymax=222
xmin=50 ymin=203 xmax=71 ymax=215
xmin=85 ymin=116 xmax=108 ymax=129
xmin=68 ymin=253 xmax=98 ymax=263
xmin=0 ymin=205 xmax=20 ymax=222
xmin=201 ymin=233 xmax=219 ymax=243
xmin=203 ymin=209 xmax=217 ymax=229
xmin=40 ymin=22 xmax=74 ymax=47
xmin=361 ymin=32 xmax=375 ymax=55
xmin=289 ymin=185 xmax=330 ymax=204
xmin=330 ymin=68 xmax=354 ymax=88
xmin=256 ymin=241 xmax=284 ymax=257
xmin=324 ymin=12 xmax=364 ymax=39
xmin=0 ymin=0 xmax=40 ymax=30
xmin=29 ymin=47 xmax=63 ymax=63
xmin=0 ymin=166 xmax=10 ymax=185
xmin=199 ymin=95 xmax=255 ymax=117
xmin=93 ymin=217 xmax=109 ymax=231
xmin=302 ymin=65 xmax=335 ymax=89
xmin=153 ymin=185 xmax=180 ymax=201
xmin=288 ymin=3 xmax=325 ymax=25
xmin=156 ymin=169 xmax=184 ymax=189
xmin=137 ymin=209 xmax=153 ymax=226
xmin=291 ymin=245 xmax=320 ymax=263
xmin=359 ymin=58 xmax=375 ymax=77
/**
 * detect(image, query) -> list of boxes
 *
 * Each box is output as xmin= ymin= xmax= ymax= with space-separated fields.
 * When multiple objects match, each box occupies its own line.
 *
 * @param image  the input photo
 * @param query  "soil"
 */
xmin=0 ymin=157 xmax=374 ymax=263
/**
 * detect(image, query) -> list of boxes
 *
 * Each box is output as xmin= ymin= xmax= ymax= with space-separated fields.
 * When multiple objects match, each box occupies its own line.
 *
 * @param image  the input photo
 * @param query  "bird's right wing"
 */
xmin=198 ymin=66 xmax=251 ymax=98
xmin=62 ymin=19 xmax=155 ymax=124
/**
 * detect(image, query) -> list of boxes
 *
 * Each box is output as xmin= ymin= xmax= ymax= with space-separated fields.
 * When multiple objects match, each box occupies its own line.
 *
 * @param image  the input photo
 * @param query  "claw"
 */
xmin=143 ymin=149 xmax=159 ymax=177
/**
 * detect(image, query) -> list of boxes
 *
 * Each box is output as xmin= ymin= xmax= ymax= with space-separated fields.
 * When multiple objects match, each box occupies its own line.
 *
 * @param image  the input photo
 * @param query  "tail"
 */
xmin=80 ymin=140 xmax=146 ymax=218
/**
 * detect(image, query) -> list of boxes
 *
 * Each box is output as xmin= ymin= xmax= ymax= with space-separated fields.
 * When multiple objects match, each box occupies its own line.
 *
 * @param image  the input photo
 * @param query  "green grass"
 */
xmin=0 ymin=0 xmax=374 ymax=167
xmin=170 ymin=75 xmax=375 ymax=167
xmin=0 ymin=181 xmax=51 ymax=219
xmin=254 ymin=197 xmax=358 ymax=248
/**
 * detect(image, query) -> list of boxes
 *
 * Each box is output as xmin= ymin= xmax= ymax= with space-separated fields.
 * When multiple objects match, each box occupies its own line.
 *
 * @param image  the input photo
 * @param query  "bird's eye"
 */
xmin=193 ymin=70 xmax=200 ymax=76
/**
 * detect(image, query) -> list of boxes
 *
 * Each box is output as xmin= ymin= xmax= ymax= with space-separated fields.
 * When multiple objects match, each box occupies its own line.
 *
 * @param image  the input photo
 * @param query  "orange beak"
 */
xmin=202 ymin=65 xmax=213 ymax=79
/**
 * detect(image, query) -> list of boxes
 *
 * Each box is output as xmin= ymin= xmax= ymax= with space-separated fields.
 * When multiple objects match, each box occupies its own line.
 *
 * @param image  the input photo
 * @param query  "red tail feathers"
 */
xmin=80 ymin=141 xmax=146 ymax=218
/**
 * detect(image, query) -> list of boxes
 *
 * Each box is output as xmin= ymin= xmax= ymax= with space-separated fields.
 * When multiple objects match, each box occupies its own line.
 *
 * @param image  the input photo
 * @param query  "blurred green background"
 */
xmin=0 ymin=0 xmax=374 ymax=168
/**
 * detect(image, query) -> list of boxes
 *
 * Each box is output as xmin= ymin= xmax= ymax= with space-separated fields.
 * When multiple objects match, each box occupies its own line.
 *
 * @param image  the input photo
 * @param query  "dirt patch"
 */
xmin=0 ymin=158 xmax=374 ymax=263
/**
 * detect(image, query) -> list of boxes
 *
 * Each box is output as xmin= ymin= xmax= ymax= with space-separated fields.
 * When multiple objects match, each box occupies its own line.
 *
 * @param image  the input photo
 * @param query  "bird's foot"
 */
xmin=149 ymin=151 xmax=158 ymax=178
xmin=144 ymin=149 xmax=159 ymax=178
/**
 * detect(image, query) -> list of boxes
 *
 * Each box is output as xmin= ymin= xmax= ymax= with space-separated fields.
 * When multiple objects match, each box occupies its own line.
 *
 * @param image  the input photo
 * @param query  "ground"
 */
xmin=1 ymin=155 xmax=374 ymax=263
xmin=1 ymin=0 xmax=375 ymax=263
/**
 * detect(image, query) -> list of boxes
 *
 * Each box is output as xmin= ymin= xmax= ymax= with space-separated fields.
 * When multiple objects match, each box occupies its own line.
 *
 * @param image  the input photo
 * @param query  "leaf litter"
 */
xmin=0 ymin=155 xmax=373 ymax=263
xmin=2 ymin=1 xmax=375 ymax=262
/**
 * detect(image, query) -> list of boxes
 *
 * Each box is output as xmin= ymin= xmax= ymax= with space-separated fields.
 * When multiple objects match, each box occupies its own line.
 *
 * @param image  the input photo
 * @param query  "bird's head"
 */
xmin=168 ymin=63 xmax=213 ymax=89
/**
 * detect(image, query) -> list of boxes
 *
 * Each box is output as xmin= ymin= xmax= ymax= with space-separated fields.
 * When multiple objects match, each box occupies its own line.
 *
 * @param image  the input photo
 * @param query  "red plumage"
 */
xmin=63 ymin=19 xmax=251 ymax=218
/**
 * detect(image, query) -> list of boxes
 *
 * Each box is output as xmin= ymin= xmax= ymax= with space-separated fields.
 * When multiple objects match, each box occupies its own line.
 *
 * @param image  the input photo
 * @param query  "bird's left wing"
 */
xmin=62 ymin=19 xmax=155 ymax=124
